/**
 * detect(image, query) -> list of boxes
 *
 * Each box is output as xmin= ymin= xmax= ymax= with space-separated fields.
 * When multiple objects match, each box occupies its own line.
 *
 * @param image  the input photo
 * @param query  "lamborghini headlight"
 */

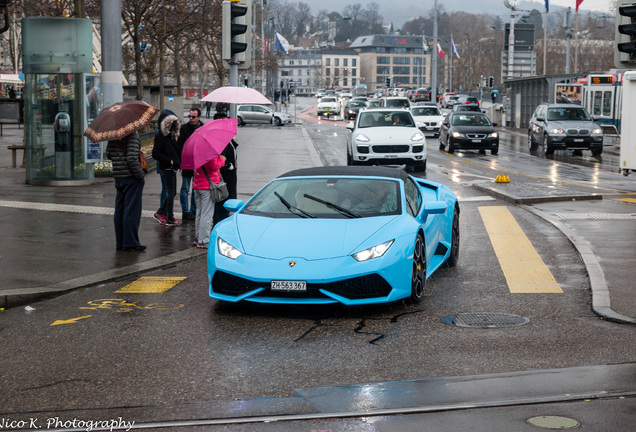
xmin=352 ymin=240 xmax=394 ymax=262
xmin=218 ymin=238 xmax=243 ymax=259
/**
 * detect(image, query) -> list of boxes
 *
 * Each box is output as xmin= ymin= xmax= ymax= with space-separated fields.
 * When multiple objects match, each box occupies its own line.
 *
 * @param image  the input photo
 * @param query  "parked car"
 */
xmin=379 ymin=97 xmax=411 ymax=108
xmin=411 ymin=104 xmax=445 ymax=137
xmin=439 ymin=112 xmax=499 ymax=155
xmin=236 ymin=104 xmax=292 ymax=127
xmin=207 ymin=166 xmax=459 ymax=306
xmin=346 ymin=107 xmax=426 ymax=172
xmin=411 ymin=87 xmax=431 ymax=102
xmin=344 ymin=100 xmax=368 ymax=120
xmin=316 ymin=96 xmax=341 ymax=117
xmin=528 ymin=103 xmax=604 ymax=156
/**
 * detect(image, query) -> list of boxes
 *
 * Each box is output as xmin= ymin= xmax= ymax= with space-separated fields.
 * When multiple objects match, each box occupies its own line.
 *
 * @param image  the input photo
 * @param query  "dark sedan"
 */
xmin=439 ymin=112 xmax=499 ymax=155
xmin=344 ymin=101 xmax=367 ymax=120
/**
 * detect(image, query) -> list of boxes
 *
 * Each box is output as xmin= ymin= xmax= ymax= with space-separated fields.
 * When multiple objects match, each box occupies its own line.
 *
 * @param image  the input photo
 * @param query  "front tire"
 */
xmin=409 ymin=233 xmax=427 ymax=304
xmin=543 ymin=134 xmax=554 ymax=156
xmin=446 ymin=206 xmax=460 ymax=267
xmin=273 ymin=117 xmax=282 ymax=126
xmin=528 ymin=132 xmax=538 ymax=151
xmin=237 ymin=117 xmax=244 ymax=127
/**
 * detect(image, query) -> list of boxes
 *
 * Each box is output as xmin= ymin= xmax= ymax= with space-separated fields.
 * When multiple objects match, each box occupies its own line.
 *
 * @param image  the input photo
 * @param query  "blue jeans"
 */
xmin=157 ymin=167 xmax=167 ymax=204
xmin=180 ymin=175 xmax=197 ymax=213
xmin=157 ymin=169 xmax=177 ymax=221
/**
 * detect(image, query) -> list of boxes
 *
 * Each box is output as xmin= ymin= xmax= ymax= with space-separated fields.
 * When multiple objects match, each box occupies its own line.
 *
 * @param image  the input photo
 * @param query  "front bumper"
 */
xmin=208 ymin=238 xmax=414 ymax=305
xmin=352 ymin=142 xmax=426 ymax=165
xmin=548 ymin=135 xmax=603 ymax=150
xmin=450 ymin=136 xmax=498 ymax=150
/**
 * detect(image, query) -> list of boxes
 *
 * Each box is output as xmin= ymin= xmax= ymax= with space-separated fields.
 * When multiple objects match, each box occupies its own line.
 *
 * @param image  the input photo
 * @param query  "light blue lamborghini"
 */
xmin=208 ymin=166 xmax=459 ymax=306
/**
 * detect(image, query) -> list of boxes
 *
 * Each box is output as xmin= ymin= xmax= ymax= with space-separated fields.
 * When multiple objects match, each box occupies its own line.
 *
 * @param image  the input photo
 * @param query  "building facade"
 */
xmin=349 ymin=35 xmax=431 ymax=92
xmin=276 ymin=48 xmax=322 ymax=96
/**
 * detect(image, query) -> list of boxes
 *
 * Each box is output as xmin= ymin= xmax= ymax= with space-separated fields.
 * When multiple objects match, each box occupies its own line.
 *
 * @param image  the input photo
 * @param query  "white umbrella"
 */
xmin=201 ymin=86 xmax=272 ymax=105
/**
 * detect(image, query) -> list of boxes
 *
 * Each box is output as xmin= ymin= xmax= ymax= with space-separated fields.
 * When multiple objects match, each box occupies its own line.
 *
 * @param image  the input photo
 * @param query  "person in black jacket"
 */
xmin=152 ymin=111 xmax=181 ymax=225
xmin=105 ymin=131 xmax=146 ymax=251
xmin=212 ymin=112 xmax=239 ymax=224
xmin=177 ymin=108 xmax=203 ymax=220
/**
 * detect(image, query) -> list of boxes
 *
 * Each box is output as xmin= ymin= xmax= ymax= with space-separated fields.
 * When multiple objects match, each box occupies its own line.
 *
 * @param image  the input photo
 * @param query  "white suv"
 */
xmin=346 ymin=108 xmax=426 ymax=172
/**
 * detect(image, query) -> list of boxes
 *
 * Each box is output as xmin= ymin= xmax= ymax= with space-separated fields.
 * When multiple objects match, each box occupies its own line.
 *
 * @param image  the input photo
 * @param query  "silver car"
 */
xmin=528 ymin=103 xmax=603 ymax=156
xmin=237 ymin=104 xmax=292 ymax=127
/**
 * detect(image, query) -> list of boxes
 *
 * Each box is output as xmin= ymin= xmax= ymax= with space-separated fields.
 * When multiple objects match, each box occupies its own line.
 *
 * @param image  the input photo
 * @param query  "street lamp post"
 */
xmin=464 ymin=32 xmax=471 ymax=91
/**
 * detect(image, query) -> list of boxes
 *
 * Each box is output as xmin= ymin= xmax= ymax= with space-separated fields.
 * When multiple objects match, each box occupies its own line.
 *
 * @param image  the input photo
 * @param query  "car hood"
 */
xmin=318 ymin=101 xmax=339 ymax=107
xmin=546 ymin=120 xmax=600 ymax=130
xmin=232 ymin=215 xmax=397 ymax=260
xmin=451 ymin=125 xmax=496 ymax=133
xmin=358 ymin=126 xmax=423 ymax=141
xmin=413 ymin=115 xmax=444 ymax=123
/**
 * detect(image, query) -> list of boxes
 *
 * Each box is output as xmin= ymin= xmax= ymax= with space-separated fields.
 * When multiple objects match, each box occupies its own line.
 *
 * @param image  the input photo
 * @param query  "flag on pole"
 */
xmin=275 ymin=32 xmax=290 ymax=55
xmin=436 ymin=41 xmax=445 ymax=58
xmin=575 ymin=0 xmax=584 ymax=12
xmin=451 ymin=38 xmax=460 ymax=59
xmin=545 ymin=0 xmax=549 ymax=12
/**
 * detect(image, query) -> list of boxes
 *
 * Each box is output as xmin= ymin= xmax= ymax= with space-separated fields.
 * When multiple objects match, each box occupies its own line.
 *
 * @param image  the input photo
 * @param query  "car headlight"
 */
xmin=489 ymin=131 xmax=498 ymax=138
xmin=411 ymin=132 xmax=424 ymax=141
xmin=352 ymin=240 xmax=394 ymax=262
xmin=592 ymin=128 xmax=602 ymax=134
xmin=549 ymin=128 xmax=565 ymax=134
xmin=436 ymin=120 xmax=443 ymax=126
xmin=452 ymin=131 xmax=462 ymax=138
xmin=218 ymin=238 xmax=242 ymax=259
xmin=355 ymin=133 xmax=371 ymax=142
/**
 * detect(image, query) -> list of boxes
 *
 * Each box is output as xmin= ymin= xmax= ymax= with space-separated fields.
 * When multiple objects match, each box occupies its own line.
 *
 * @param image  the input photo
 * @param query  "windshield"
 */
xmin=385 ymin=99 xmax=410 ymax=108
xmin=547 ymin=107 xmax=591 ymax=121
xmin=450 ymin=114 xmax=492 ymax=126
xmin=348 ymin=102 xmax=366 ymax=108
xmin=322 ymin=97 xmax=337 ymax=103
xmin=412 ymin=107 xmax=441 ymax=116
xmin=357 ymin=111 xmax=415 ymax=128
xmin=241 ymin=178 xmax=401 ymax=219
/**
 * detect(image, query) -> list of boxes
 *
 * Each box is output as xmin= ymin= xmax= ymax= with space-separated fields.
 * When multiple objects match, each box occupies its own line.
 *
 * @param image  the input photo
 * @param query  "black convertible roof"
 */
xmin=278 ymin=166 xmax=410 ymax=181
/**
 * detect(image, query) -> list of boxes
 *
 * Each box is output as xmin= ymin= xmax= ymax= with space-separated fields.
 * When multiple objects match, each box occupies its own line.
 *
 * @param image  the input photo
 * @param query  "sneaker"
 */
xmin=165 ymin=218 xmax=181 ymax=226
xmin=194 ymin=241 xmax=208 ymax=249
xmin=153 ymin=212 xmax=166 ymax=224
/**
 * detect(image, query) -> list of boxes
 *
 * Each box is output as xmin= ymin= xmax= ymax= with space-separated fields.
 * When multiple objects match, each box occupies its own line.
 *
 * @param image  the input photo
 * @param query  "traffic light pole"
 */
xmin=229 ymin=63 xmax=238 ymax=119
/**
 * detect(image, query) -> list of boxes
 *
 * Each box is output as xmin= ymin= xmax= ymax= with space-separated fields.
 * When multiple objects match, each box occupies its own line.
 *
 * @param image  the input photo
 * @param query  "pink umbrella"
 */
xmin=201 ymin=86 xmax=272 ymax=105
xmin=181 ymin=118 xmax=237 ymax=170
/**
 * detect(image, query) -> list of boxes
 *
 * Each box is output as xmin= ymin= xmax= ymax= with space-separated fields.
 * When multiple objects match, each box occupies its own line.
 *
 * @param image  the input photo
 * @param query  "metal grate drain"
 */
xmin=527 ymin=416 xmax=580 ymax=429
xmin=442 ymin=312 xmax=530 ymax=328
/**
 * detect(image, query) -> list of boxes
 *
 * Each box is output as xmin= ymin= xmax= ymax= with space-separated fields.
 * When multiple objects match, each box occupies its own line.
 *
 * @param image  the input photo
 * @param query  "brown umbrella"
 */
xmin=84 ymin=100 xmax=159 ymax=142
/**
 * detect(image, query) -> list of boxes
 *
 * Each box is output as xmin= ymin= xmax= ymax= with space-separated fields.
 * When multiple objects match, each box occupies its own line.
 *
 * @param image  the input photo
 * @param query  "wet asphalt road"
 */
xmin=1 ymin=117 xmax=635 ymax=430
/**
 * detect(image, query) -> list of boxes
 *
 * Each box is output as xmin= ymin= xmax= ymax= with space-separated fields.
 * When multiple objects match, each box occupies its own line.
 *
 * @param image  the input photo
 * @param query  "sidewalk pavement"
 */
xmin=0 ymin=121 xmax=634 ymax=325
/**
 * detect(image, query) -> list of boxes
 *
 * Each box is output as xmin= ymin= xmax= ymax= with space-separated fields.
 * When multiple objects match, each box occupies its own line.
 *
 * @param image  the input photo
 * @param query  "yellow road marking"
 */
xmin=116 ymin=276 xmax=186 ymax=293
xmin=51 ymin=315 xmax=92 ymax=326
xmin=615 ymin=197 xmax=636 ymax=204
xmin=479 ymin=206 xmax=562 ymax=294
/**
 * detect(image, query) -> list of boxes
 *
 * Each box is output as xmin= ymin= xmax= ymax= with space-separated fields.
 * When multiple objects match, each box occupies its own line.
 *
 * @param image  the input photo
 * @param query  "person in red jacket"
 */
xmin=192 ymin=155 xmax=226 ymax=248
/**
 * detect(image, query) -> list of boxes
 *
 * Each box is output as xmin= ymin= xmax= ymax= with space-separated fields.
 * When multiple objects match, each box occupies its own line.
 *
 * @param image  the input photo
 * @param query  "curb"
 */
xmin=0 ymin=248 xmax=206 ymax=309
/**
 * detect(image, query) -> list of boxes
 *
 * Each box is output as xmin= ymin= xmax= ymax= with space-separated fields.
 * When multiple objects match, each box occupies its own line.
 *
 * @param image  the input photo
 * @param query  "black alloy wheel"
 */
xmin=273 ymin=117 xmax=282 ymax=126
xmin=446 ymin=206 xmax=460 ymax=267
xmin=409 ymin=233 xmax=427 ymax=304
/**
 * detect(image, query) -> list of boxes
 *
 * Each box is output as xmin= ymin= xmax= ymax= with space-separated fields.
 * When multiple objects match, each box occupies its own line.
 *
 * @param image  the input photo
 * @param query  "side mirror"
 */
xmin=223 ymin=199 xmax=244 ymax=213
xmin=492 ymin=123 xmax=498 ymax=127
xmin=346 ymin=123 xmax=354 ymax=131
xmin=536 ymin=116 xmax=545 ymax=122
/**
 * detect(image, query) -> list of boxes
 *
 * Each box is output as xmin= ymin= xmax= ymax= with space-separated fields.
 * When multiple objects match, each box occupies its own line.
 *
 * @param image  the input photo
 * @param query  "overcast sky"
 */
xmin=287 ymin=0 xmax=614 ymax=28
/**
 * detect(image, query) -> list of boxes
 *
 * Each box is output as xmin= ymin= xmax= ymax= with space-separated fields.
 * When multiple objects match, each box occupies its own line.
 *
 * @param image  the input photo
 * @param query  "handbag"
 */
xmin=201 ymin=167 xmax=229 ymax=202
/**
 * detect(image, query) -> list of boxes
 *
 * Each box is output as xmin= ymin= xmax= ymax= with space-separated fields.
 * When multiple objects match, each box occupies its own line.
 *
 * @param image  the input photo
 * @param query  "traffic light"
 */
xmin=244 ymin=78 xmax=248 ymax=87
xmin=615 ymin=0 xmax=636 ymax=68
xmin=488 ymin=76 xmax=494 ymax=88
xmin=222 ymin=0 xmax=251 ymax=66
xmin=385 ymin=77 xmax=390 ymax=87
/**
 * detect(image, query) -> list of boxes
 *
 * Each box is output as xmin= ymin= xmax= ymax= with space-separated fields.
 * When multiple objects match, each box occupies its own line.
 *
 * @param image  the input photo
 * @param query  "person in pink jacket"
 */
xmin=192 ymin=155 xmax=226 ymax=248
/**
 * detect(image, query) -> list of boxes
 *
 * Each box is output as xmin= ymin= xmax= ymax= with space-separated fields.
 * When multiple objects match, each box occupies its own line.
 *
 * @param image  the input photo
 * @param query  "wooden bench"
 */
xmin=8 ymin=145 xmax=25 ymax=168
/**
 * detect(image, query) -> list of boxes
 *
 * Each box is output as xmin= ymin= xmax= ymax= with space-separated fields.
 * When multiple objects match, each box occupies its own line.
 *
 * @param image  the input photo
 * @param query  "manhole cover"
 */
xmin=527 ymin=415 xmax=580 ymax=429
xmin=442 ymin=312 xmax=530 ymax=328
